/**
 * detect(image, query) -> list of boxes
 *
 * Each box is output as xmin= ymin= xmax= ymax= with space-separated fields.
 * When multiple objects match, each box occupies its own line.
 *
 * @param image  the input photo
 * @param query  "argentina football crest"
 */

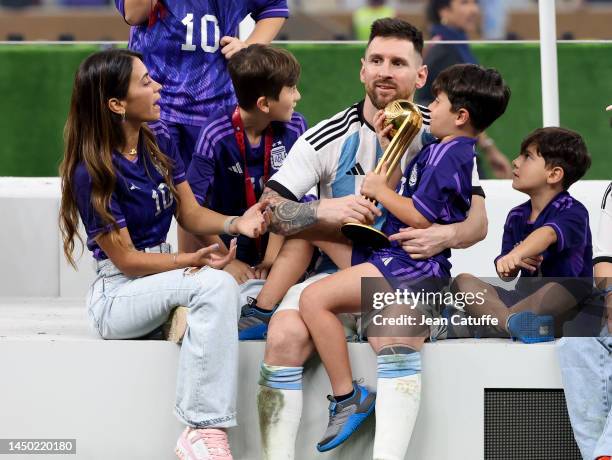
xmin=409 ymin=163 xmax=419 ymax=188
xmin=271 ymin=141 xmax=287 ymax=169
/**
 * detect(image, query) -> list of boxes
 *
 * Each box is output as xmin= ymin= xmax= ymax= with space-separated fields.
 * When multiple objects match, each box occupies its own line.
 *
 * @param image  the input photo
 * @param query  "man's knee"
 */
xmin=368 ymin=336 xmax=426 ymax=354
xmin=265 ymin=311 xmax=312 ymax=366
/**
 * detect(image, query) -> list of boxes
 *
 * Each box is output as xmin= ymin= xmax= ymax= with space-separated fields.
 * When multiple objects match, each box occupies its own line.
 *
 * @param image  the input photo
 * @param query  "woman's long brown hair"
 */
xmin=59 ymin=49 xmax=180 ymax=268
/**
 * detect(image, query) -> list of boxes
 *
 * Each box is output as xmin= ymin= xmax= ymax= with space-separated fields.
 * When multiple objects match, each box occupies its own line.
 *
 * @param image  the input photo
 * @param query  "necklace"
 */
xmin=126 ymin=148 xmax=137 ymax=156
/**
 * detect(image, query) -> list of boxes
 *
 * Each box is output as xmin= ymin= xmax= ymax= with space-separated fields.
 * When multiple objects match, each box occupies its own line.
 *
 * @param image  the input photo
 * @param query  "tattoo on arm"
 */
xmin=260 ymin=187 xmax=319 ymax=235
xmin=259 ymin=187 xmax=285 ymax=206
xmin=270 ymin=200 xmax=320 ymax=235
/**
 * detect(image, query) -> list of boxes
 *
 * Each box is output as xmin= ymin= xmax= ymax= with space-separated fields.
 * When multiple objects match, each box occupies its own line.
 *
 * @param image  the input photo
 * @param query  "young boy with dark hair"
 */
xmin=454 ymin=127 xmax=593 ymax=343
xmin=186 ymin=44 xmax=310 ymax=286
xmin=298 ymin=63 xmax=510 ymax=452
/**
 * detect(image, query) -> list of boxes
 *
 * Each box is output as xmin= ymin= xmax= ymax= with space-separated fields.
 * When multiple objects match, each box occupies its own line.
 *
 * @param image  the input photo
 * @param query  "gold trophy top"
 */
xmin=341 ymin=99 xmax=423 ymax=249
xmin=383 ymin=100 xmax=422 ymax=137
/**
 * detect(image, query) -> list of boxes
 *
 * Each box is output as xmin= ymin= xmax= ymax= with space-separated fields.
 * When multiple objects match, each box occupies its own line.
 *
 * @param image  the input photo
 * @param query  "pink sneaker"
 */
xmin=175 ymin=427 xmax=233 ymax=460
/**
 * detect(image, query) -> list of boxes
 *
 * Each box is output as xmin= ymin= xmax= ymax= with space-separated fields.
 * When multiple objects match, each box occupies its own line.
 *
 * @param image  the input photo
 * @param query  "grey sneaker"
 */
xmin=238 ymin=297 xmax=277 ymax=340
xmin=316 ymin=382 xmax=376 ymax=452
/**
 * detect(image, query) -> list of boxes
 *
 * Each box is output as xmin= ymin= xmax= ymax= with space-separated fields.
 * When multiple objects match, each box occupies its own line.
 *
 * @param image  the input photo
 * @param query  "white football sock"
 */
xmin=258 ymin=363 xmax=303 ymax=460
xmin=373 ymin=347 xmax=422 ymax=460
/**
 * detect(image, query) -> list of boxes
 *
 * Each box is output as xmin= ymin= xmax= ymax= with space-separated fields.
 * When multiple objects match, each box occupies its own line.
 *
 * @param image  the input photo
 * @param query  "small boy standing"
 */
xmin=187 ymin=45 xmax=309 ymax=291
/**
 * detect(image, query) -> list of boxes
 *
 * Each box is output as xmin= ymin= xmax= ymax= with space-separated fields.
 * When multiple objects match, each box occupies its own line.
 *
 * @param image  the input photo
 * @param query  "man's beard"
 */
xmin=366 ymin=81 xmax=410 ymax=109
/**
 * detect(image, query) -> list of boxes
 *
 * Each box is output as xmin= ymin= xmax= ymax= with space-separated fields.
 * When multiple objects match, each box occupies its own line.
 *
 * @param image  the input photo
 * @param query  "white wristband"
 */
xmin=223 ymin=216 xmax=240 ymax=236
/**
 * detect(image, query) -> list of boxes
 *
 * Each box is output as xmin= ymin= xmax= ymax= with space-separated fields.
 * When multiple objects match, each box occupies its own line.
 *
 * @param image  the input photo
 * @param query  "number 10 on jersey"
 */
xmin=181 ymin=14 xmax=220 ymax=52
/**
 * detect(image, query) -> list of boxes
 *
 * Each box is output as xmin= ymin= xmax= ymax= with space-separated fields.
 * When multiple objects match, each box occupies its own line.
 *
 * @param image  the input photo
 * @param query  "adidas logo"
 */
xmin=381 ymin=257 xmax=393 ymax=266
xmin=228 ymin=162 xmax=244 ymax=174
xmin=346 ymin=163 xmax=365 ymax=176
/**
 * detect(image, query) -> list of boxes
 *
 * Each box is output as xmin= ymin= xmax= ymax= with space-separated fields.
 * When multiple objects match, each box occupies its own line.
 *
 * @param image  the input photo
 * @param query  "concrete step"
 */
xmin=0 ymin=299 xmax=565 ymax=460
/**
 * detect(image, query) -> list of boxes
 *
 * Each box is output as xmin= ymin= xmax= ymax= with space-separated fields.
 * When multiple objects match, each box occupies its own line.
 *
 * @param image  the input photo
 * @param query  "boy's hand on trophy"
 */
xmin=373 ymin=109 xmax=393 ymax=152
xmin=361 ymin=164 xmax=390 ymax=201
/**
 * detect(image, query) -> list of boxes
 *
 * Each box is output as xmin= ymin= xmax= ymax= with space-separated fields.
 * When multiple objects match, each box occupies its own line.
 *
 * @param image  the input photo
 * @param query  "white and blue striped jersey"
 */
xmin=267 ymin=100 xmax=484 ymax=204
xmin=594 ymin=182 xmax=612 ymax=264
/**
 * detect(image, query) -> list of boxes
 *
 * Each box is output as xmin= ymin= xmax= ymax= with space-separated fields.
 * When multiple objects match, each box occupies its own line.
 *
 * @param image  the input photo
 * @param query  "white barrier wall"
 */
xmin=0 ymin=304 xmax=563 ymax=460
xmin=0 ymin=178 xmax=608 ymax=298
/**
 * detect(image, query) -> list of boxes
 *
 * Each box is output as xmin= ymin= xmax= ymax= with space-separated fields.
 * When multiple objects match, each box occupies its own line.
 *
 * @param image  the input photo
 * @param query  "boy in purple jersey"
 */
xmin=187 ymin=45 xmax=308 ymax=289
xmin=297 ymin=64 xmax=510 ymax=452
xmin=59 ymin=49 xmax=269 ymax=460
xmin=454 ymin=127 xmax=593 ymax=343
xmin=115 ymin=0 xmax=288 ymax=166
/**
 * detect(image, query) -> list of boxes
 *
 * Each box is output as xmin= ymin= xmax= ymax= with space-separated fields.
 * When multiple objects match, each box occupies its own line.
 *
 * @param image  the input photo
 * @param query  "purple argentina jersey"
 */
xmin=498 ymin=191 xmax=593 ymax=278
xmin=187 ymin=109 xmax=307 ymax=215
xmin=186 ymin=109 xmax=307 ymax=264
xmin=115 ymin=0 xmax=289 ymax=126
xmin=365 ymin=136 xmax=476 ymax=284
xmin=73 ymin=121 xmax=186 ymax=261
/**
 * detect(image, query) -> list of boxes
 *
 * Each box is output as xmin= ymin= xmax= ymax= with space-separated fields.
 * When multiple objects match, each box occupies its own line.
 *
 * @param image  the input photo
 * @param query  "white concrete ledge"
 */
xmin=0 ymin=299 xmax=565 ymax=460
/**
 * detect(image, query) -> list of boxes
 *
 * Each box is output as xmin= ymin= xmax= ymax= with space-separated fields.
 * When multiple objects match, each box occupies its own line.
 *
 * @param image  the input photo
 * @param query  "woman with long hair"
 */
xmin=59 ymin=48 xmax=268 ymax=460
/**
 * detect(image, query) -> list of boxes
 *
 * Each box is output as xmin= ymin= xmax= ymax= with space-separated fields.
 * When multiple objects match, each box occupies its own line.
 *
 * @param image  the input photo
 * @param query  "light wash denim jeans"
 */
xmin=87 ymin=258 xmax=241 ymax=428
xmin=557 ymin=329 xmax=612 ymax=459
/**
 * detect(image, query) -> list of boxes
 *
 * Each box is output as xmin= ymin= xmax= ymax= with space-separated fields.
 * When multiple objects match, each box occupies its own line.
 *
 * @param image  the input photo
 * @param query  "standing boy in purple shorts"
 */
xmin=454 ymin=127 xmax=593 ymax=343
xmin=298 ymin=63 xmax=510 ymax=454
xmin=187 ymin=44 xmax=312 ymax=286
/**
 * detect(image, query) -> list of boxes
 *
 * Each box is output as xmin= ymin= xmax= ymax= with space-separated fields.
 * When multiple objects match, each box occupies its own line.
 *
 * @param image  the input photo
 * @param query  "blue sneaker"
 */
xmin=316 ymin=382 xmax=376 ymax=452
xmin=238 ymin=297 xmax=277 ymax=340
xmin=507 ymin=311 xmax=555 ymax=344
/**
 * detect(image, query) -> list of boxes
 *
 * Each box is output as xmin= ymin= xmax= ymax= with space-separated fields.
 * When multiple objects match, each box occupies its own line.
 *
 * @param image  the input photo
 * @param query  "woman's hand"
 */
xmin=233 ymin=201 xmax=270 ymax=238
xmin=188 ymin=240 xmax=236 ymax=269
xmin=204 ymin=238 xmax=237 ymax=270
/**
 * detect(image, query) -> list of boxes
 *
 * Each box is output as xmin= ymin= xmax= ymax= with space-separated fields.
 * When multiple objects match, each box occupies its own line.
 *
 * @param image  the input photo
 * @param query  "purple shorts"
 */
xmin=166 ymin=121 xmax=204 ymax=169
xmin=352 ymin=245 xmax=451 ymax=290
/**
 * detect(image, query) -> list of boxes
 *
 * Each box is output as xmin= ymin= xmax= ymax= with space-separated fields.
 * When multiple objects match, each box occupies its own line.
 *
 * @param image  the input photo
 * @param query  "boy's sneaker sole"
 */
xmin=238 ymin=299 xmax=276 ymax=340
xmin=238 ymin=323 xmax=268 ymax=340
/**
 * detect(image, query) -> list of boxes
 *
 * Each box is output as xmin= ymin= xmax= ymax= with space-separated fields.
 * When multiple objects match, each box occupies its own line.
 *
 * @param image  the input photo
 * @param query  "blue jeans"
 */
xmin=87 ymin=259 xmax=241 ymax=428
xmin=557 ymin=331 xmax=612 ymax=459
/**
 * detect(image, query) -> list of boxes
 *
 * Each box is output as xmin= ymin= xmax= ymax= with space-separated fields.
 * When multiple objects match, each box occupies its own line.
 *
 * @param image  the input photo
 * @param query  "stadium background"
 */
xmin=1 ymin=42 xmax=611 ymax=178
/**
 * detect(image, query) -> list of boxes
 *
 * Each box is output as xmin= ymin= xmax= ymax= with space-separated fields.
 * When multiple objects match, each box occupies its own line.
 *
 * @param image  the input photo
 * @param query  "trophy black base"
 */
xmin=341 ymin=223 xmax=390 ymax=250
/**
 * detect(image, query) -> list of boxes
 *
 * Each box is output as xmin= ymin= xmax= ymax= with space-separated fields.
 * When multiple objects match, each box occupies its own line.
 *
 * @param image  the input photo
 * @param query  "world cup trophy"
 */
xmin=341 ymin=100 xmax=423 ymax=249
